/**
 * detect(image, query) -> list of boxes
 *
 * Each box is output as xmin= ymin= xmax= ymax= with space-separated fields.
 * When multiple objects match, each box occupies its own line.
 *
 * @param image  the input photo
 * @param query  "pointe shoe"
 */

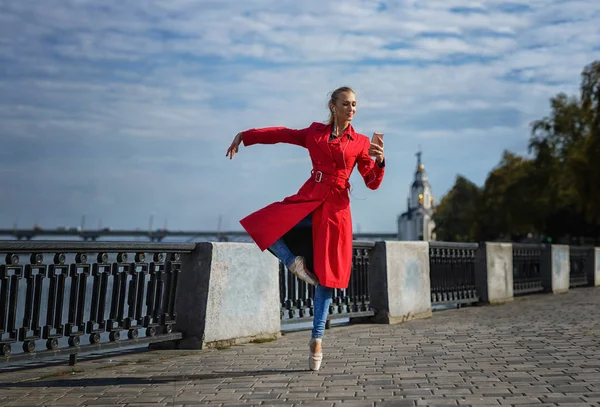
xmin=309 ymin=337 xmax=323 ymax=371
xmin=289 ymin=256 xmax=319 ymax=286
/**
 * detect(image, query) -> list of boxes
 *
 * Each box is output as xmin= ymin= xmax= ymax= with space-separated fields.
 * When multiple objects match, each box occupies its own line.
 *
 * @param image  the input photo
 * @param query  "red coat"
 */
xmin=239 ymin=122 xmax=385 ymax=289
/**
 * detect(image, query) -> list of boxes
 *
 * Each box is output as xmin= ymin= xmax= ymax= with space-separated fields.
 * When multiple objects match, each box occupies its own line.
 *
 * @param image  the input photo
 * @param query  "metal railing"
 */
xmin=0 ymin=241 xmax=194 ymax=365
xmin=429 ymin=242 xmax=479 ymax=307
xmin=513 ymin=243 xmax=545 ymax=295
xmin=570 ymin=246 xmax=591 ymax=288
xmin=4 ymin=238 xmax=596 ymax=364
xmin=279 ymin=241 xmax=374 ymax=325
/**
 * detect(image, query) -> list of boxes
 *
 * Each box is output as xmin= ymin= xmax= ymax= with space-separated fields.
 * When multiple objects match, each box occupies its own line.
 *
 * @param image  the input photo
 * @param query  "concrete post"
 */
xmin=475 ymin=242 xmax=513 ymax=304
xmin=593 ymin=248 xmax=600 ymax=287
xmin=541 ymin=244 xmax=570 ymax=294
xmin=171 ymin=242 xmax=281 ymax=349
xmin=368 ymin=241 xmax=432 ymax=324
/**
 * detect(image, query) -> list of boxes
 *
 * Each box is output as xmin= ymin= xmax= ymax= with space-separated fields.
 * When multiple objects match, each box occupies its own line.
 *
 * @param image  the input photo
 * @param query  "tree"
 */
xmin=475 ymin=151 xmax=540 ymax=242
xmin=528 ymin=61 xmax=600 ymax=241
xmin=434 ymin=60 xmax=600 ymax=243
xmin=579 ymin=61 xmax=600 ymax=231
xmin=432 ymin=175 xmax=480 ymax=242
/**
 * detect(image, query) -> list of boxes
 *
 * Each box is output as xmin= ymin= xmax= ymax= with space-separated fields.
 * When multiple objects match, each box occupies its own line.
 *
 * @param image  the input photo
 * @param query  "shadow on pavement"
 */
xmin=0 ymin=348 xmax=154 ymax=375
xmin=0 ymin=369 xmax=309 ymax=388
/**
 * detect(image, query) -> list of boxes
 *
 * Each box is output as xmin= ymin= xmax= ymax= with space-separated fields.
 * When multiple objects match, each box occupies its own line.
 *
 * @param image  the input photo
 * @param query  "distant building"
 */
xmin=397 ymin=151 xmax=436 ymax=241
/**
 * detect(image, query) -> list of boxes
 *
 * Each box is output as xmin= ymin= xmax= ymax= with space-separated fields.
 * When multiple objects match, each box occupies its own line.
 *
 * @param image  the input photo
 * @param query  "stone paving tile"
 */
xmin=2 ymin=288 xmax=600 ymax=406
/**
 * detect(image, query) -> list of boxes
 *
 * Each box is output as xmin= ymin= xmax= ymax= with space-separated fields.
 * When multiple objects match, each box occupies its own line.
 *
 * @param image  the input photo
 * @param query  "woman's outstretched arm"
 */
xmin=226 ymin=126 xmax=310 ymax=159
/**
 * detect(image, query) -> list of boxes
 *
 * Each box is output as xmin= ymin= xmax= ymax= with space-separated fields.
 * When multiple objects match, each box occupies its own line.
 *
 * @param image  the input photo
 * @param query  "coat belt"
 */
xmin=311 ymin=170 xmax=350 ymax=189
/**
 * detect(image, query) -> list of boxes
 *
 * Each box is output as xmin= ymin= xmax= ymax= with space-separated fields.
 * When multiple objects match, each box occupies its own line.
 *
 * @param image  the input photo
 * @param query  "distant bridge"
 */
xmin=0 ymin=228 xmax=397 ymax=242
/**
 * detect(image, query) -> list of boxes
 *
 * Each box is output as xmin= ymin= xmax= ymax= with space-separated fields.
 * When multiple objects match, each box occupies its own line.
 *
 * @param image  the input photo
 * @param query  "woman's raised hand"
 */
xmin=368 ymin=142 xmax=385 ymax=164
xmin=226 ymin=132 xmax=243 ymax=160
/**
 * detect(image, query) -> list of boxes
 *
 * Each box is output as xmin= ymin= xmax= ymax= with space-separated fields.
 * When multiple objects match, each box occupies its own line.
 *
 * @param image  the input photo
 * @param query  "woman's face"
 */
xmin=332 ymin=91 xmax=356 ymax=122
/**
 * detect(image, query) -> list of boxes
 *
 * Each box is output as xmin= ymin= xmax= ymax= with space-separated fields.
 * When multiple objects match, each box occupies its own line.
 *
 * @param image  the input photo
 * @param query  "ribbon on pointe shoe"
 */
xmin=309 ymin=337 xmax=323 ymax=371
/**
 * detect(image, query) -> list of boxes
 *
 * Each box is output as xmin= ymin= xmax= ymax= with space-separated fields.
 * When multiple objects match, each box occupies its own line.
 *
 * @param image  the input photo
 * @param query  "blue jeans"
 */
xmin=269 ymin=215 xmax=333 ymax=338
xmin=312 ymin=285 xmax=333 ymax=338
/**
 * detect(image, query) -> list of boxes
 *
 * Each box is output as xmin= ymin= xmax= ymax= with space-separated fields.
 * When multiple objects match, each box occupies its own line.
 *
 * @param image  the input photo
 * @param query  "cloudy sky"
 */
xmin=1 ymin=0 xmax=599 ymax=234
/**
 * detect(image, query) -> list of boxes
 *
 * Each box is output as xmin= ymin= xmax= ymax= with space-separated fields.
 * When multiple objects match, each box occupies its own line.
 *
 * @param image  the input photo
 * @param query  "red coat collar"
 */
xmin=327 ymin=123 xmax=355 ymax=140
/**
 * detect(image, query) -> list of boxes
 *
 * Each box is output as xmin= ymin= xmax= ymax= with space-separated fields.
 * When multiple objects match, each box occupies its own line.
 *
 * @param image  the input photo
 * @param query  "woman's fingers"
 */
xmin=226 ymin=135 xmax=241 ymax=159
xmin=226 ymin=145 xmax=237 ymax=159
xmin=369 ymin=143 xmax=384 ymax=156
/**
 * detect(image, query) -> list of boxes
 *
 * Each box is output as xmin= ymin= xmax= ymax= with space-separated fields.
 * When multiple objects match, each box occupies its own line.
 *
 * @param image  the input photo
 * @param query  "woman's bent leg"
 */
xmin=267 ymin=214 xmax=312 ymax=268
xmin=268 ymin=237 xmax=319 ymax=286
xmin=268 ymin=238 xmax=296 ymax=269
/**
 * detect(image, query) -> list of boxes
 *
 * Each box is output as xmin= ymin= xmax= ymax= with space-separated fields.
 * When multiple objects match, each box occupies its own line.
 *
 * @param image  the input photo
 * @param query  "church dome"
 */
xmin=412 ymin=153 xmax=429 ymax=188
xmin=398 ymin=150 xmax=436 ymax=242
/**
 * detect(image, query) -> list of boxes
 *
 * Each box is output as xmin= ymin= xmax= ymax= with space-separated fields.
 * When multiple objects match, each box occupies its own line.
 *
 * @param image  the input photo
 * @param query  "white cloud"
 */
xmin=0 ymin=0 xmax=598 ymax=232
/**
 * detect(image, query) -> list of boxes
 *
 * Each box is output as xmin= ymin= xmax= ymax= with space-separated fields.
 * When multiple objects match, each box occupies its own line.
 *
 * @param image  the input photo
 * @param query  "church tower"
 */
xmin=397 ymin=151 xmax=436 ymax=241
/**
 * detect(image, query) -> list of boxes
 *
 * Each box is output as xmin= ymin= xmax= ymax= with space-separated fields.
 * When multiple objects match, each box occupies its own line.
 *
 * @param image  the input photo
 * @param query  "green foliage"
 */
xmin=475 ymin=152 xmax=540 ymax=241
xmin=432 ymin=175 xmax=480 ymax=242
xmin=434 ymin=61 xmax=600 ymax=244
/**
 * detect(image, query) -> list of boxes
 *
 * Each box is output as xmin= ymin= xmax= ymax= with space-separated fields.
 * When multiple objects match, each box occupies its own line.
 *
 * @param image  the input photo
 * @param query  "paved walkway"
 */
xmin=2 ymin=288 xmax=600 ymax=407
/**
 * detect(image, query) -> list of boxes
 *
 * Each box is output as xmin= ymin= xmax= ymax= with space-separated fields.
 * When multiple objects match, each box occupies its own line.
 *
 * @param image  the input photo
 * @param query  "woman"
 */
xmin=226 ymin=86 xmax=385 ymax=371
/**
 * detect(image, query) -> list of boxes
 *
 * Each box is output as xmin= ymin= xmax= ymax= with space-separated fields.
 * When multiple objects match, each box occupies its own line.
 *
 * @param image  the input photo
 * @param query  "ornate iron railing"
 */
xmin=513 ymin=243 xmax=545 ymax=295
xmin=429 ymin=242 xmax=479 ymax=307
xmin=280 ymin=241 xmax=374 ymax=325
xmin=569 ymin=246 xmax=592 ymax=288
xmin=0 ymin=241 xmax=194 ymax=365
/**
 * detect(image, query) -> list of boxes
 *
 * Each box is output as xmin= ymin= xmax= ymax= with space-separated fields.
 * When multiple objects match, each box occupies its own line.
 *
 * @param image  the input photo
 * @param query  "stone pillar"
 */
xmin=541 ymin=244 xmax=570 ymax=294
xmin=173 ymin=242 xmax=281 ymax=349
xmin=368 ymin=241 xmax=432 ymax=324
xmin=592 ymin=248 xmax=600 ymax=287
xmin=475 ymin=242 xmax=513 ymax=304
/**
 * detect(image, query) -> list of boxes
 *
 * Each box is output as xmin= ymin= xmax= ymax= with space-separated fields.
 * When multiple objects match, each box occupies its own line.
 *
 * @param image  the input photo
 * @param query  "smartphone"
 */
xmin=371 ymin=132 xmax=384 ymax=147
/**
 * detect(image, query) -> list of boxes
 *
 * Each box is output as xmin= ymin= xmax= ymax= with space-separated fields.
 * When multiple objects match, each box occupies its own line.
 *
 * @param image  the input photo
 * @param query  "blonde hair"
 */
xmin=327 ymin=86 xmax=355 ymax=125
